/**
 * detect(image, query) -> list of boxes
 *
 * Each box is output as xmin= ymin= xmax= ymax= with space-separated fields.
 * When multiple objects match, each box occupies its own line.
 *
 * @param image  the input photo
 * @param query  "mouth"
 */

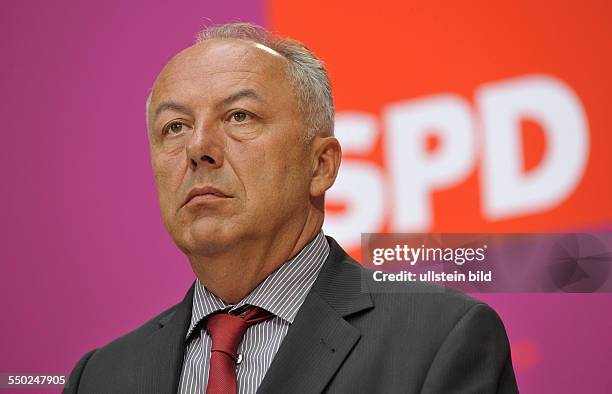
xmin=183 ymin=186 xmax=232 ymax=207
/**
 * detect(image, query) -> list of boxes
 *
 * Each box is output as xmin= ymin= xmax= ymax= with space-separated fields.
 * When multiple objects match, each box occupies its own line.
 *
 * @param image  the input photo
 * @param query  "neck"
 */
xmin=187 ymin=208 xmax=324 ymax=304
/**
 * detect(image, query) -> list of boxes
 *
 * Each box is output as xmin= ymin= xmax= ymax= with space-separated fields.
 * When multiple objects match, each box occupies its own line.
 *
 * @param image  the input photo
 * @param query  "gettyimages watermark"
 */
xmin=361 ymin=233 xmax=612 ymax=293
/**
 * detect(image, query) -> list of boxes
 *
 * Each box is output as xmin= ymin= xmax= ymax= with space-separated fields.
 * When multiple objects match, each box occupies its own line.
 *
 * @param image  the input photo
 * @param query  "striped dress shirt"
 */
xmin=177 ymin=231 xmax=330 ymax=394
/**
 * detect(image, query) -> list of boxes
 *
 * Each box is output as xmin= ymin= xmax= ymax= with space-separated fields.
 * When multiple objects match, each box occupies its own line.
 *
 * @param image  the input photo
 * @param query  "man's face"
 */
xmin=148 ymin=39 xmax=314 ymax=256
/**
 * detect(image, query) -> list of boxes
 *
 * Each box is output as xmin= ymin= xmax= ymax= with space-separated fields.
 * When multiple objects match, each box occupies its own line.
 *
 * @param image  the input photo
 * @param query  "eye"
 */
xmin=163 ymin=121 xmax=186 ymax=135
xmin=229 ymin=111 xmax=252 ymax=123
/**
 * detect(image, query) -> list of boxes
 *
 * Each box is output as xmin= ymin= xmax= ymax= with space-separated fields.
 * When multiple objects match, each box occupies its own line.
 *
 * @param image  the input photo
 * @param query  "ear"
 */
xmin=310 ymin=136 xmax=342 ymax=197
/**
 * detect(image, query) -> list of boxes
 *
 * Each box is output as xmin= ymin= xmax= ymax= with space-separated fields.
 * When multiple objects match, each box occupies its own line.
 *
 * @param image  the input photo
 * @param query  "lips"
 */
xmin=183 ymin=186 xmax=231 ymax=206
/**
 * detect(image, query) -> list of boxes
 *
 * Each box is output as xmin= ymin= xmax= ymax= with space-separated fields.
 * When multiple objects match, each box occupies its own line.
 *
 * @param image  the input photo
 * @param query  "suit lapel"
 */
xmin=136 ymin=281 xmax=195 ymax=394
xmin=257 ymin=237 xmax=373 ymax=394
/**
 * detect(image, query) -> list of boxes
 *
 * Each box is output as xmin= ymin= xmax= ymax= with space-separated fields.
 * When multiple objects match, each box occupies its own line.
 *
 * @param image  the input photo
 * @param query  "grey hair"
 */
xmin=196 ymin=23 xmax=334 ymax=140
xmin=147 ymin=23 xmax=334 ymax=140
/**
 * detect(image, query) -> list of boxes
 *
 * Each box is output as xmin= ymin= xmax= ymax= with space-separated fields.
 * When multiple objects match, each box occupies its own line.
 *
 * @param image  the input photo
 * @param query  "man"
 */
xmin=64 ymin=23 xmax=518 ymax=393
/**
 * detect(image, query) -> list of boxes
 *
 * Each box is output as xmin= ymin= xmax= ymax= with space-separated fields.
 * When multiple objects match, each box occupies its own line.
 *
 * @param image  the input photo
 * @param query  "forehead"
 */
xmin=150 ymin=38 xmax=292 ymax=106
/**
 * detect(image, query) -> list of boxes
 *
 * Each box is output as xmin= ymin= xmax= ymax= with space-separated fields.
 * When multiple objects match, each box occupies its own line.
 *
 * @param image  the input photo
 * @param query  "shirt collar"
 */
xmin=185 ymin=231 xmax=329 ymax=340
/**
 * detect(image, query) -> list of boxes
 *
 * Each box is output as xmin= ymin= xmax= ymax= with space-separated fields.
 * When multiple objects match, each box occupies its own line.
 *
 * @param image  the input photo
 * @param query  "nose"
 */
xmin=186 ymin=122 xmax=224 ymax=170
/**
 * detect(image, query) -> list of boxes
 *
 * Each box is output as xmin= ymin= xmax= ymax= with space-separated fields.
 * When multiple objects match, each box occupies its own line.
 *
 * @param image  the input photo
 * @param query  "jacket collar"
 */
xmin=309 ymin=235 xmax=374 ymax=317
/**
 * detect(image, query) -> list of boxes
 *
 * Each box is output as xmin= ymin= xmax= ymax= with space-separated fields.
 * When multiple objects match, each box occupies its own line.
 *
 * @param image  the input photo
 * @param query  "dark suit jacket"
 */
xmin=64 ymin=236 xmax=518 ymax=393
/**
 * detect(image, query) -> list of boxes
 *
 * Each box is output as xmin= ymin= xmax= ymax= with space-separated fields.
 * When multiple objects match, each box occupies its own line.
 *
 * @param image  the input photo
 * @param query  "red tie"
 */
xmin=205 ymin=306 xmax=274 ymax=394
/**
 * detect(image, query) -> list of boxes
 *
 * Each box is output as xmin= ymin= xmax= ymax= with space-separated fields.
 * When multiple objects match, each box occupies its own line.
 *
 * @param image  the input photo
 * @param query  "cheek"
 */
xmin=226 ymin=139 xmax=268 ymax=190
xmin=152 ymin=152 xmax=186 ymax=207
xmin=231 ymin=139 xmax=309 ymax=208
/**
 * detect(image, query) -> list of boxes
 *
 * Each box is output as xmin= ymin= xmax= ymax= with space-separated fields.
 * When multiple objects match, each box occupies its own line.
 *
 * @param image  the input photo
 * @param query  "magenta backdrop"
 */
xmin=1 ymin=1 xmax=612 ymax=394
xmin=0 ymin=1 xmax=264 ymax=393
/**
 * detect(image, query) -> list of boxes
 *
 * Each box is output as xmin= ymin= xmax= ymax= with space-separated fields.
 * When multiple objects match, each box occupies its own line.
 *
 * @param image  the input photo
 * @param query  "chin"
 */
xmin=179 ymin=219 xmax=239 ymax=256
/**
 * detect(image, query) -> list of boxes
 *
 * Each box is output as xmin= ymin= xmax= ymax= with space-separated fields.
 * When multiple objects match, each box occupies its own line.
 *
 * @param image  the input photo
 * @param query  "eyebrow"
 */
xmin=153 ymin=101 xmax=192 ymax=123
xmin=152 ymin=89 xmax=265 ymax=124
xmin=216 ymin=89 xmax=265 ymax=109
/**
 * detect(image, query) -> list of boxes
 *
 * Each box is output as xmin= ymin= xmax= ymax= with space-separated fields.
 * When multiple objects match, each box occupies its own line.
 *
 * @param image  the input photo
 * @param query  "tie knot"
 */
xmin=206 ymin=306 xmax=274 ymax=361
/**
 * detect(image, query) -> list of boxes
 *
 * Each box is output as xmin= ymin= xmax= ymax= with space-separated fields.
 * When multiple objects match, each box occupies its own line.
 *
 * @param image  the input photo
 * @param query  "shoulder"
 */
xmin=95 ymin=301 xmax=181 ymax=353
xmin=64 ymin=298 xmax=186 ymax=393
xmin=75 ymin=300 xmax=180 ymax=359
xmin=363 ymin=264 xmax=505 ymax=341
xmin=344 ymin=253 xmax=510 ymax=362
xmin=328 ymin=239 xmax=503 ymax=338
